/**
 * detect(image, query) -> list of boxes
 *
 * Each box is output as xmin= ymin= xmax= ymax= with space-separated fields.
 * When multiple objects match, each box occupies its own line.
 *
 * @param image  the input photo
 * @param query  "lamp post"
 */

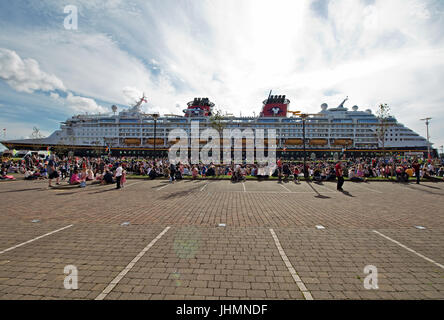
xmin=300 ymin=113 xmax=309 ymax=179
xmin=288 ymin=110 xmax=312 ymax=179
xmin=152 ymin=113 xmax=160 ymax=157
xmin=420 ymin=117 xmax=432 ymax=160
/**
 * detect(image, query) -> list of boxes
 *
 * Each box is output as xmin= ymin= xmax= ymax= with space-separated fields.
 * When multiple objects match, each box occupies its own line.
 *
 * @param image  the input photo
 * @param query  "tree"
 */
xmin=375 ymin=103 xmax=391 ymax=158
xmin=209 ymin=109 xmax=226 ymax=171
xmin=209 ymin=109 xmax=226 ymax=135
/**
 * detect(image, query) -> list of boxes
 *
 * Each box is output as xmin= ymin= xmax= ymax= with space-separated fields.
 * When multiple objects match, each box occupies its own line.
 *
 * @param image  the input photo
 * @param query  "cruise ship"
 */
xmin=1 ymin=94 xmax=434 ymax=159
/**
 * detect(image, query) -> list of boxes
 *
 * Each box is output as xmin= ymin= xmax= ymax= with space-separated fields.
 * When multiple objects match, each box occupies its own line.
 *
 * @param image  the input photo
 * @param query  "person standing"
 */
xmin=277 ymin=157 xmax=283 ymax=182
xmin=169 ymin=163 xmax=176 ymax=183
xmin=412 ymin=159 xmax=421 ymax=185
xmin=115 ymin=162 xmax=123 ymax=189
xmin=121 ymin=168 xmax=127 ymax=188
xmin=47 ymin=155 xmax=60 ymax=187
xmin=335 ymin=160 xmax=344 ymax=191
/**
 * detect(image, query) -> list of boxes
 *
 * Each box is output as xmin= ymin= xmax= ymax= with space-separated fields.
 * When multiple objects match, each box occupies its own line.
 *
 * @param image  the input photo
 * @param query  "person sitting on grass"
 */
xmin=69 ymin=169 xmax=81 ymax=185
xmin=192 ymin=165 xmax=199 ymax=180
xmin=206 ymin=164 xmax=216 ymax=177
xmin=320 ymin=168 xmax=328 ymax=181
xmin=349 ymin=166 xmax=364 ymax=182
xmin=313 ymin=167 xmax=322 ymax=182
xmin=148 ymin=166 xmax=157 ymax=180
xmin=356 ymin=164 xmax=367 ymax=182
xmin=79 ymin=168 xmax=88 ymax=183
xmin=86 ymin=168 xmax=95 ymax=181
xmin=102 ymin=168 xmax=114 ymax=185
xmin=0 ymin=167 xmax=15 ymax=180
xmin=293 ymin=165 xmax=300 ymax=183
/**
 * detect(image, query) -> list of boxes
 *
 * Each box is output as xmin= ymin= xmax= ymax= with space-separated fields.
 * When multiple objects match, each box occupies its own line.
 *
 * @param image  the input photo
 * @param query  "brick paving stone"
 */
xmin=0 ymin=180 xmax=443 ymax=300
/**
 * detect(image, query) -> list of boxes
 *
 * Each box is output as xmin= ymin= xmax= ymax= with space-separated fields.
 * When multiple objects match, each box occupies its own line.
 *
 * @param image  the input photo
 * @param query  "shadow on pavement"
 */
xmin=0 ymin=187 xmax=45 ymax=194
xmin=340 ymin=190 xmax=354 ymax=197
xmin=158 ymin=183 xmax=203 ymax=200
xmin=305 ymin=181 xmax=331 ymax=199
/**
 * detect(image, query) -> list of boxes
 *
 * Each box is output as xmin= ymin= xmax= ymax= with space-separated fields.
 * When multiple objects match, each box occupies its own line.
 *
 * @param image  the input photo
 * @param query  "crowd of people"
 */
xmin=1 ymin=152 xmax=444 ymax=189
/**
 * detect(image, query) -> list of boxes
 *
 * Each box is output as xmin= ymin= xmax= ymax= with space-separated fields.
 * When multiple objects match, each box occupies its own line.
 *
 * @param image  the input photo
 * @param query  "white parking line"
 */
xmin=157 ymin=184 xmax=170 ymax=190
xmin=200 ymin=182 xmax=210 ymax=192
xmin=124 ymin=181 xmax=143 ymax=189
xmin=157 ymin=180 xmax=184 ymax=190
xmin=206 ymin=190 xmax=336 ymax=194
xmin=0 ymin=225 xmax=73 ymax=255
xmin=314 ymin=183 xmax=337 ymax=192
xmin=279 ymin=184 xmax=292 ymax=193
xmin=269 ymin=228 xmax=313 ymax=300
xmin=373 ymin=230 xmax=444 ymax=270
xmin=351 ymin=183 xmax=382 ymax=194
xmin=95 ymin=226 xmax=171 ymax=300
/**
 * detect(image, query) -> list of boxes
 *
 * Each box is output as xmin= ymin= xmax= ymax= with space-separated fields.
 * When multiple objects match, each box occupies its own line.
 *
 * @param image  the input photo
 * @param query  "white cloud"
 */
xmin=49 ymin=92 xmax=60 ymax=100
xmin=122 ymin=86 xmax=144 ymax=105
xmin=0 ymin=0 xmax=443 ymax=147
xmin=0 ymin=48 xmax=65 ymax=93
xmin=0 ymin=47 xmax=108 ymax=115
xmin=65 ymin=92 xmax=106 ymax=114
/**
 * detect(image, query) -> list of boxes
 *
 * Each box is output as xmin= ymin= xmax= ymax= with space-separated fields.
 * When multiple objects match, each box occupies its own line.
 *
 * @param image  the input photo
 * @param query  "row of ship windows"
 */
xmin=73 ymin=124 xmax=378 ymax=131
xmin=74 ymin=128 xmax=408 ymax=135
xmin=112 ymin=133 xmax=376 ymax=139
xmin=75 ymin=132 xmax=420 ymax=139
xmin=384 ymin=138 xmax=424 ymax=141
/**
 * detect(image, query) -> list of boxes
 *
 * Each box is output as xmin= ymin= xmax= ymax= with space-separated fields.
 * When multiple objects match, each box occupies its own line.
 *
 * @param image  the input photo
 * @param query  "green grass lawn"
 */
xmin=126 ymin=174 xmax=441 ymax=182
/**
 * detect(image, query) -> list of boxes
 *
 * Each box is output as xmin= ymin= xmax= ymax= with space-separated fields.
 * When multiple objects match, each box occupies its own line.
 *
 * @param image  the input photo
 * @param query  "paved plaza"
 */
xmin=0 ymin=178 xmax=443 ymax=300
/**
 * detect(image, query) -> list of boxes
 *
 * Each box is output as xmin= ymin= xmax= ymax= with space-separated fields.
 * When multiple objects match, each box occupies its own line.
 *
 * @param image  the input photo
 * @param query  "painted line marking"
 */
xmin=206 ymin=190 xmax=337 ymax=194
xmin=279 ymin=184 xmax=292 ymax=193
xmin=0 ymin=225 xmax=73 ymax=255
xmin=269 ymin=228 xmax=313 ymax=300
xmin=157 ymin=180 xmax=184 ymax=191
xmin=124 ymin=181 xmax=143 ymax=189
xmin=157 ymin=184 xmax=170 ymax=190
xmin=373 ymin=230 xmax=444 ymax=270
xmin=242 ymin=182 xmax=246 ymax=192
xmin=398 ymin=185 xmax=416 ymax=191
xmin=200 ymin=182 xmax=210 ymax=192
xmin=352 ymin=183 xmax=382 ymax=194
xmin=314 ymin=183 xmax=337 ymax=192
xmin=95 ymin=226 xmax=171 ymax=300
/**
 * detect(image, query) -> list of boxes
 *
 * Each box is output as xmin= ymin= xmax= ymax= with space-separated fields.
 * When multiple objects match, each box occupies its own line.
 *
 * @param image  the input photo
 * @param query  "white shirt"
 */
xmin=116 ymin=166 xmax=123 ymax=177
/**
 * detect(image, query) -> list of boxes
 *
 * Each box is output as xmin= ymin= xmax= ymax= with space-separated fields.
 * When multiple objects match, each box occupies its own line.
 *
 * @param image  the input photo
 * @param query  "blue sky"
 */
xmin=0 ymin=0 xmax=443 ymax=151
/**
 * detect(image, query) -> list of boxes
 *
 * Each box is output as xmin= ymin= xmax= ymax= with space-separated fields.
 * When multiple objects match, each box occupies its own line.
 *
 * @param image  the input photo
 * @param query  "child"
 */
xmin=293 ymin=166 xmax=300 ymax=183
xmin=192 ymin=166 xmax=198 ymax=180
xmin=121 ymin=168 xmax=127 ymax=188
xmin=70 ymin=169 xmax=81 ymax=185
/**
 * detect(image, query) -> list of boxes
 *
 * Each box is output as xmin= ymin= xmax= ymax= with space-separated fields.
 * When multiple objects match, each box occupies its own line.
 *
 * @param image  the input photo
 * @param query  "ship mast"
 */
xmin=129 ymin=93 xmax=148 ymax=112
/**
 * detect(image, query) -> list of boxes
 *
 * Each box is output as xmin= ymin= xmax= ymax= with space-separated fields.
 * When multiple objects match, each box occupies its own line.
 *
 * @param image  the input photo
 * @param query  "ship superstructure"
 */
xmin=1 ymin=94 xmax=433 ymax=158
